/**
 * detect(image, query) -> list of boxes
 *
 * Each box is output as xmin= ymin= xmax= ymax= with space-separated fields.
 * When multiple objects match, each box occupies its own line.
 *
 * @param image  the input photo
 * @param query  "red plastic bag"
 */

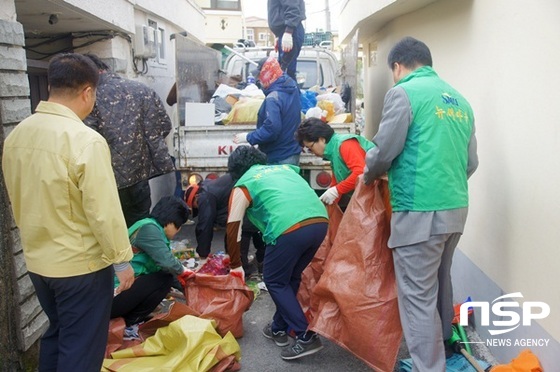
xmin=198 ymin=253 xmax=231 ymax=275
xmin=185 ymin=273 xmax=254 ymax=338
xmin=310 ymin=178 xmax=402 ymax=371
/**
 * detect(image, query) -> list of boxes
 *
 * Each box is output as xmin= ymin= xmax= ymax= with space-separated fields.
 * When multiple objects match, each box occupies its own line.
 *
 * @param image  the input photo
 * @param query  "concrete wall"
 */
xmin=0 ymin=0 xmax=206 ymax=352
xmin=0 ymin=0 xmax=48 ymax=351
xmin=341 ymin=0 xmax=560 ymax=368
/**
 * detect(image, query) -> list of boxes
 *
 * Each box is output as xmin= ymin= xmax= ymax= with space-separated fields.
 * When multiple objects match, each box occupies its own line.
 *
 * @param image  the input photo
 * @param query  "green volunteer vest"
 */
xmin=114 ymin=218 xmax=169 ymax=287
xmin=235 ymin=164 xmax=328 ymax=245
xmin=390 ymin=66 xmax=474 ymax=211
xmin=323 ymin=133 xmax=375 ymax=184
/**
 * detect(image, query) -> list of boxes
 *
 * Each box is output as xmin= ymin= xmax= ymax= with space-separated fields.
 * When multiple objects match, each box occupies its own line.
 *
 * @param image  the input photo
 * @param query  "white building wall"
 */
xmin=63 ymin=0 xmax=135 ymax=33
xmin=203 ymin=11 xmax=243 ymax=44
xmin=341 ymin=0 xmax=560 ymax=367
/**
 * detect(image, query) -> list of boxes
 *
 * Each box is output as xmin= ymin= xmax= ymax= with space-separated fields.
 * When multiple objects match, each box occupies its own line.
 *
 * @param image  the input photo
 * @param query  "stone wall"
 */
xmin=0 ymin=15 xmax=48 ymax=351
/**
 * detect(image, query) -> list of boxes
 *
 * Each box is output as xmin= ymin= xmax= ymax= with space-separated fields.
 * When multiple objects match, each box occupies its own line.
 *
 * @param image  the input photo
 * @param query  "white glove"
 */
xmin=319 ymin=186 xmax=339 ymax=205
xmin=233 ymin=132 xmax=248 ymax=144
xmin=196 ymin=257 xmax=208 ymax=271
xmin=282 ymin=32 xmax=293 ymax=52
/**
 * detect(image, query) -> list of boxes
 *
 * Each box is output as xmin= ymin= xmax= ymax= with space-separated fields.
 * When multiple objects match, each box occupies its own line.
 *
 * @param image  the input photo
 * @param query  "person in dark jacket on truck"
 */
xmin=233 ymin=57 xmax=302 ymax=166
xmin=267 ymin=0 xmax=306 ymax=81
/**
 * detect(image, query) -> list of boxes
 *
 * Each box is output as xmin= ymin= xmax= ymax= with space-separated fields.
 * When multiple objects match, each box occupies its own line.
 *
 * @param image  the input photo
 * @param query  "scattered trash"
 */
xmin=197 ymin=253 xmax=231 ymax=275
xmin=491 ymin=349 xmax=543 ymax=372
xmin=185 ymin=258 xmax=196 ymax=269
xmin=448 ymin=325 xmax=486 ymax=372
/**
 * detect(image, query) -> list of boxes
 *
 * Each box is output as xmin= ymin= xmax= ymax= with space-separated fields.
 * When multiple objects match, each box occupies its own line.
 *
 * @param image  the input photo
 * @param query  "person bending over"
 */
xmin=226 ymin=146 xmax=328 ymax=360
xmin=111 ymin=196 xmax=191 ymax=340
xmin=295 ymin=117 xmax=375 ymax=210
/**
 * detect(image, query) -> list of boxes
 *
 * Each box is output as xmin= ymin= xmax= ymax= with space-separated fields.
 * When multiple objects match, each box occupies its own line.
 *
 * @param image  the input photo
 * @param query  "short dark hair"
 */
xmin=228 ymin=146 xmax=267 ymax=180
xmin=387 ymin=37 xmax=432 ymax=70
xmin=150 ymin=196 xmax=190 ymax=229
xmin=48 ymin=53 xmax=99 ymax=95
xmin=83 ymin=53 xmax=111 ymax=71
xmin=295 ymin=118 xmax=335 ymax=146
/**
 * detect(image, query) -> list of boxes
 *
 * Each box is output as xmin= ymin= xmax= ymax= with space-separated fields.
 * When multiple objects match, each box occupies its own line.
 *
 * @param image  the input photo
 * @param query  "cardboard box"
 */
xmin=185 ymin=102 xmax=215 ymax=126
xmin=225 ymin=94 xmax=239 ymax=106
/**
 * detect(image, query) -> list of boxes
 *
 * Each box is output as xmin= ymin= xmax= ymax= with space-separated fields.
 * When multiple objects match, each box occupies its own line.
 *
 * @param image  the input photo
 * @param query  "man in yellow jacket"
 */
xmin=2 ymin=53 xmax=134 ymax=371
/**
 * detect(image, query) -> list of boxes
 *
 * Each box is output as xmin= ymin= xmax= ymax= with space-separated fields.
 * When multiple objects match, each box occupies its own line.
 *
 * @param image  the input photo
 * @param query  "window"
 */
xmin=296 ymin=61 xmax=323 ymax=89
xmin=258 ymin=32 xmax=269 ymax=42
xmin=210 ymin=0 xmax=240 ymax=10
xmin=246 ymin=29 xmax=254 ymax=42
xmin=157 ymin=27 xmax=165 ymax=60
xmin=148 ymin=19 xmax=166 ymax=63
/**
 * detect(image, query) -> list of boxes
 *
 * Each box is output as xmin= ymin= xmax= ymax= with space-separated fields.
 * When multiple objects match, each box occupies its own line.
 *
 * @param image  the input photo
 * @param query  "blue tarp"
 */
xmin=399 ymin=354 xmax=491 ymax=372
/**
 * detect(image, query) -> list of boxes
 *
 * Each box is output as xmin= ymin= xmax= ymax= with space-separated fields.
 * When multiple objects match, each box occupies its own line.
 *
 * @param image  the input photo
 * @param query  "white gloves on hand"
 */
xmin=319 ymin=186 xmax=339 ymax=205
xmin=233 ymin=132 xmax=248 ymax=144
xmin=282 ymin=32 xmax=293 ymax=52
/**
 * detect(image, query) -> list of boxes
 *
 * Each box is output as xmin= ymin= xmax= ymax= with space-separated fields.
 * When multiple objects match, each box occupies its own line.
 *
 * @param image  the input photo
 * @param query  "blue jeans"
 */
xmin=278 ymin=23 xmax=305 ymax=82
xmin=29 ymin=266 xmax=113 ymax=372
xmin=263 ymin=222 xmax=328 ymax=337
xmin=268 ymin=153 xmax=300 ymax=166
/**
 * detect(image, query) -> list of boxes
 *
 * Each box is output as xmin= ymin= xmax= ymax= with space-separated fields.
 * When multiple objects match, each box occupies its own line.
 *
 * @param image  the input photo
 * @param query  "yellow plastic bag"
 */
xmin=223 ymin=97 xmax=264 ymax=124
xmin=102 ymin=315 xmax=241 ymax=372
xmin=317 ymin=100 xmax=335 ymax=122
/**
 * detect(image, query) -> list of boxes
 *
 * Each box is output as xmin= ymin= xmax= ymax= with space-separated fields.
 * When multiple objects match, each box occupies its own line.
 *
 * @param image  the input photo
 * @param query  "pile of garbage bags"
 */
xmin=209 ymin=81 xmax=352 ymax=125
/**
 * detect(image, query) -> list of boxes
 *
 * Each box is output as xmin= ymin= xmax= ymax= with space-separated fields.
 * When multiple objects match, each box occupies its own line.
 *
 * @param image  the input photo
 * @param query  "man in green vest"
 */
xmin=296 ymin=117 xmax=375 ymax=210
xmin=363 ymin=37 xmax=478 ymax=371
xmin=225 ymin=146 xmax=328 ymax=360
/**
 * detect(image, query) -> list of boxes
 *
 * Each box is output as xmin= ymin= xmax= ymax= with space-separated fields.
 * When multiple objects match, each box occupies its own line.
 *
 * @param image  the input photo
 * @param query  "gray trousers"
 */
xmin=392 ymin=232 xmax=461 ymax=372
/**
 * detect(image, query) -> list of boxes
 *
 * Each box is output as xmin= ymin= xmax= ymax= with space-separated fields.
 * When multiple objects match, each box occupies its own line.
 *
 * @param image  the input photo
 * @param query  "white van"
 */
xmin=223 ymin=46 xmax=340 ymax=90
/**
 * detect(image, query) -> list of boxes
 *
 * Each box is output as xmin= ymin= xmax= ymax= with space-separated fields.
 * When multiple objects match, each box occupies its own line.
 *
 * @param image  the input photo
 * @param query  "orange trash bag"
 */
xmin=297 ymin=203 xmax=344 ymax=322
xmin=491 ymin=349 xmax=543 ymax=372
xmin=105 ymin=300 xmax=200 ymax=358
xmin=185 ymin=273 xmax=254 ymax=338
xmin=310 ymin=178 xmax=402 ymax=372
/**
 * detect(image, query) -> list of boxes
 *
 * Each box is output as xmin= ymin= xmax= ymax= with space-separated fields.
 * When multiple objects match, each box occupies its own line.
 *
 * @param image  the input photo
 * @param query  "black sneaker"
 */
xmin=281 ymin=334 xmax=323 ymax=360
xmin=262 ymin=322 xmax=289 ymax=347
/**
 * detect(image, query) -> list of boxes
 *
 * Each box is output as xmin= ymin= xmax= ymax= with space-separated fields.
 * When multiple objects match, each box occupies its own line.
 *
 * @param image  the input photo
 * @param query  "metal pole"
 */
xmin=325 ymin=0 xmax=331 ymax=31
xmin=223 ymin=45 xmax=259 ymax=66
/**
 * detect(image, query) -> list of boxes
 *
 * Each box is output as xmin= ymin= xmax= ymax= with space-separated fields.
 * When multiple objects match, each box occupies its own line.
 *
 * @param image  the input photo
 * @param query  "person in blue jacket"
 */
xmin=233 ymin=57 xmax=302 ymax=166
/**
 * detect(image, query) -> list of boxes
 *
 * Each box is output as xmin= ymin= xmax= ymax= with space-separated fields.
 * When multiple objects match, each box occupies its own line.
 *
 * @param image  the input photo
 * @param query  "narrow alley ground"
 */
xmin=174 ymin=220 xmax=495 ymax=371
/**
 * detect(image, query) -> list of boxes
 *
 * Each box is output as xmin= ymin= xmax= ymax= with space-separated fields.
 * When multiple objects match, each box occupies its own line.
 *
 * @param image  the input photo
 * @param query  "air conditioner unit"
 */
xmin=134 ymin=25 xmax=157 ymax=59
